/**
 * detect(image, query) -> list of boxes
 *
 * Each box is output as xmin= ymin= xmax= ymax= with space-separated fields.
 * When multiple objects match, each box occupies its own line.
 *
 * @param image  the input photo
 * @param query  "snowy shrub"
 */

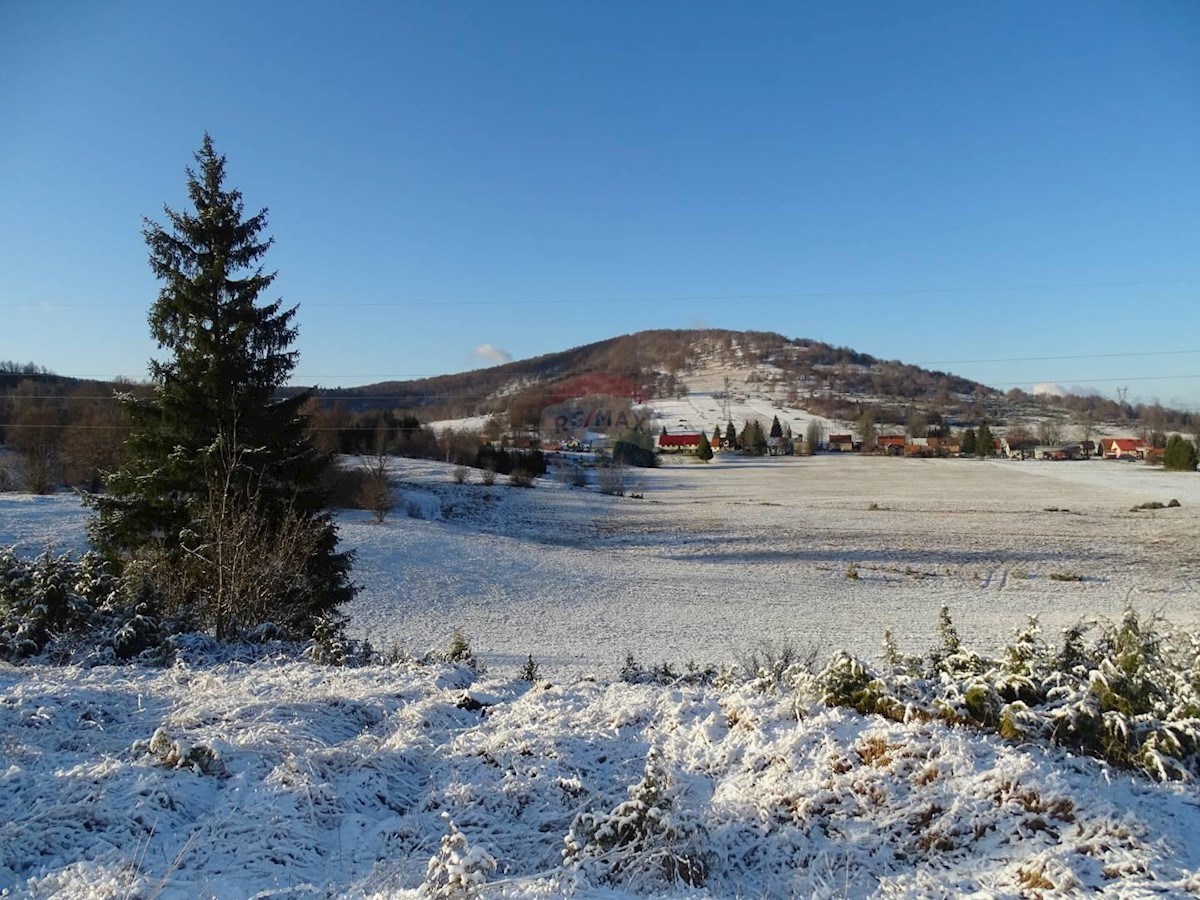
xmin=421 ymin=814 xmax=496 ymax=899
xmin=739 ymin=639 xmax=818 ymax=691
xmin=816 ymin=608 xmax=1200 ymax=781
xmin=619 ymin=652 xmax=719 ymax=686
xmin=479 ymin=468 xmax=497 ymax=486
xmin=555 ymin=465 xmax=588 ymax=488
xmin=597 ymin=465 xmax=626 ymax=496
xmin=134 ymin=726 xmax=228 ymax=777
xmin=451 ymin=466 xmax=470 ymax=485
xmin=564 ymin=749 xmax=709 ymax=888
xmin=306 ymin=613 xmax=359 ymax=666
xmin=0 ymin=547 xmax=165 ymax=663
xmin=438 ymin=628 xmax=484 ymax=672
xmin=818 ymin=652 xmax=907 ymax=721
xmin=519 ymin=653 xmax=541 ymax=682
xmin=508 ymin=468 xmax=537 ymax=488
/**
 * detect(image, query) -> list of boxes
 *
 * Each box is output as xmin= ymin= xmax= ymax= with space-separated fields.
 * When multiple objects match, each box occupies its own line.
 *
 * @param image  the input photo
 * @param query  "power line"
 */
xmin=2 ymin=276 xmax=1197 ymax=311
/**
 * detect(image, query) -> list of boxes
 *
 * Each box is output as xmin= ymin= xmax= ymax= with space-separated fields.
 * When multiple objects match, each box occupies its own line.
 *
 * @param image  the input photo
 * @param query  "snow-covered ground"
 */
xmin=337 ymin=455 xmax=1200 ymax=676
xmin=3 ymin=456 xmax=1200 ymax=897
xmin=4 ymin=456 xmax=1200 ymax=675
xmin=3 ymin=650 xmax=1199 ymax=898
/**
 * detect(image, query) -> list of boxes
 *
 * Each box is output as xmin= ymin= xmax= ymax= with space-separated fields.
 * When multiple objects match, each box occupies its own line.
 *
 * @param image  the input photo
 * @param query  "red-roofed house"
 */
xmin=658 ymin=433 xmax=703 ymax=452
xmin=1103 ymin=437 xmax=1150 ymax=460
xmin=827 ymin=434 xmax=855 ymax=452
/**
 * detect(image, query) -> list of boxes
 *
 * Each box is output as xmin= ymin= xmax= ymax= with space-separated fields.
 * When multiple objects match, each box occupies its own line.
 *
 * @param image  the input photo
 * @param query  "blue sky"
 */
xmin=2 ymin=1 xmax=1198 ymax=405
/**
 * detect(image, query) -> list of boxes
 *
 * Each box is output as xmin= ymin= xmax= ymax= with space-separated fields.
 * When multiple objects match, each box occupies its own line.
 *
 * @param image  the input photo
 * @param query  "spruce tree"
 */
xmin=696 ymin=430 xmax=713 ymax=462
xmin=90 ymin=135 xmax=354 ymax=637
xmin=1163 ymin=434 xmax=1198 ymax=471
xmin=751 ymin=420 xmax=768 ymax=455
xmin=770 ymin=415 xmax=783 ymax=439
xmin=726 ymin=419 xmax=738 ymax=451
xmin=976 ymin=422 xmax=994 ymax=458
xmin=711 ymin=424 xmax=722 ymax=449
xmin=960 ymin=428 xmax=977 ymax=456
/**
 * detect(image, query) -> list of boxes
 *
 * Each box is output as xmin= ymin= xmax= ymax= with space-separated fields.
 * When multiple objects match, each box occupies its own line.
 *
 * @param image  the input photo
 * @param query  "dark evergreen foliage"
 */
xmin=88 ymin=136 xmax=354 ymax=637
xmin=612 ymin=428 xmax=658 ymax=468
xmin=475 ymin=446 xmax=547 ymax=477
xmin=1163 ymin=434 xmax=1198 ymax=472
xmin=696 ymin=431 xmax=713 ymax=462
xmin=975 ymin=422 xmax=994 ymax=458
xmin=960 ymin=427 xmax=977 ymax=456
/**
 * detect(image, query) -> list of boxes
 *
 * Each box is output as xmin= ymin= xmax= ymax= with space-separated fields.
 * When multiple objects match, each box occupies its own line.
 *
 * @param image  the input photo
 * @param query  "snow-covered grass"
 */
xmin=3 ymin=650 xmax=1199 ymax=898
xmin=337 ymin=455 xmax=1200 ymax=676
xmin=3 ymin=456 xmax=1200 ymax=896
xmin=4 ymin=456 xmax=1200 ymax=675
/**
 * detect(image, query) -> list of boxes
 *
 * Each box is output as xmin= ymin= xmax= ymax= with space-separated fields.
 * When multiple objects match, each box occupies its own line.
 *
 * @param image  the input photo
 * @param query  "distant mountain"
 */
xmin=310 ymin=329 xmax=1004 ymax=429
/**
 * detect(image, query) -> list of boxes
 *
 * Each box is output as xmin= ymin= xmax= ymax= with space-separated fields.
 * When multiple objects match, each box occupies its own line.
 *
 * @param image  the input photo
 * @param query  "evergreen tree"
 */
xmin=696 ymin=430 xmax=713 ymax=462
xmin=89 ymin=135 xmax=354 ymax=638
xmin=711 ymin=424 xmax=722 ymax=449
xmin=1163 ymin=434 xmax=1198 ymax=471
xmin=960 ymin=428 xmax=977 ymax=456
xmin=726 ymin=419 xmax=738 ymax=451
xmin=739 ymin=420 xmax=753 ymax=452
xmin=751 ymin=420 xmax=768 ymax=455
xmin=770 ymin=415 xmax=783 ymax=439
xmin=976 ymin=422 xmax=994 ymax=458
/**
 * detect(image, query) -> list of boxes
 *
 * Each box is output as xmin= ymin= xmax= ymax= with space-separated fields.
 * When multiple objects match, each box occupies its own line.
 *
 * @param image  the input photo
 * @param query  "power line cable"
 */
xmin=3 ymin=276 xmax=1197 ymax=310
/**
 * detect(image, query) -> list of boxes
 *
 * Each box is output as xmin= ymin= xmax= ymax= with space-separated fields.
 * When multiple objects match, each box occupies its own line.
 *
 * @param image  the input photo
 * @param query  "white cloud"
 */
xmin=472 ymin=343 xmax=512 ymax=366
xmin=1031 ymin=382 xmax=1065 ymax=397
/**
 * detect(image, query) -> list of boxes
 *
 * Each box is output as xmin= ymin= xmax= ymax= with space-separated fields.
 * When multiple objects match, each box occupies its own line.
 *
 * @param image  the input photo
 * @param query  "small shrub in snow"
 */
xmin=519 ymin=653 xmax=541 ymax=682
xmin=597 ymin=465 xmax=626 ymax=496
xmin=451 ymin=466 xmax=470 ymax=485
xmin=739 ymin=639 xmax=818 ymax=690
xmin=421 ymin=814 xmax=495 ymax=899
xmin=564 ymin=749 xmax=709 ymax=888
xmin=479 ymin=468 xmax=497 ymax=486
xmin=508 ymin=468 xmax=536 ymax=488
xmin=135 ymin=727 xmax=227 ymax=777
xmin=305 ymin=613 xmax=372 ymax=666
xmin=556 ymin=465 xmax=588 ymax=488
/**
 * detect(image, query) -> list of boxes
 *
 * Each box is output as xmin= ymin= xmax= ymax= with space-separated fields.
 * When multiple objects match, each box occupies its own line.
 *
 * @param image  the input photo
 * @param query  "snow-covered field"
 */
xmin=3 ymin=457 xmax=1199 ymax=674
xmin=336 ymin=455 xmax=1200 ymax=676
xmin=3 ymin=456 xmax=1200 ymax=897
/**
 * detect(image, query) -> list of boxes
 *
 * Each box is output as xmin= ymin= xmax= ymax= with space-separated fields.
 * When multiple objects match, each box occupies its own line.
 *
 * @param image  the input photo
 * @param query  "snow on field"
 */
xmin=3 ymin=459 xmax=1200 ymax=897
xmin=3 ymin=457 xmax=1199 ymax=676
xmin=0 ymin=493 xmax=90 ymax=555
xmin=339 ymin=455 xmax=1200 ymax=676
xmin=3 ymin=651 xmax=1199 ymax=898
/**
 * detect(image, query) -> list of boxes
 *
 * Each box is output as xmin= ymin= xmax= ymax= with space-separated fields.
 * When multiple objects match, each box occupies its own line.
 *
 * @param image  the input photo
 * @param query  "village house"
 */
xmin=877 ymin=434 xmax=906 ymax=456
xmin=657 ymin=433 xmax=703 ymax=453
xmin=1001 ymin=436 xmax=1039 ymax=460
xmin=1033 ymin=444 xmax=1084 ymax=461
xmin=827 ymin=434 xmax=855 ymax=452
xmin=1102 ymin=437 xmax=1150 ymax=460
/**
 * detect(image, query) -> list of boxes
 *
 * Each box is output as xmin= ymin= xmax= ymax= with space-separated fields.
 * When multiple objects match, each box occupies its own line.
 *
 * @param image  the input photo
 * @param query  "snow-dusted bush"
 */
xmin=564 ymin=748 xmax=709 ymax=889
xmin=421 ymin=814 xmax=496 ymax=899
xmin=133 ymin=726 xmax=228 ymax=777
xmin=0 ymin=547 xmax=164 ymax=663
xmin=816 ymin=608 xmax=1200 ymax=781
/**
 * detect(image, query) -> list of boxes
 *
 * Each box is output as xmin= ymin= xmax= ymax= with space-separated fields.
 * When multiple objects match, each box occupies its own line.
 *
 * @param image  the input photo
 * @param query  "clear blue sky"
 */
xmin=2 ymin=1 xmax=1198 ymax=405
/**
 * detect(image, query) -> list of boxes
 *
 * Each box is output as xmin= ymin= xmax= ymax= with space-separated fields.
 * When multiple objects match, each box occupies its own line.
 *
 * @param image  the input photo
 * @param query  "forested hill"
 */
xmin=305 ymin=329 xmax=996 ymax=424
